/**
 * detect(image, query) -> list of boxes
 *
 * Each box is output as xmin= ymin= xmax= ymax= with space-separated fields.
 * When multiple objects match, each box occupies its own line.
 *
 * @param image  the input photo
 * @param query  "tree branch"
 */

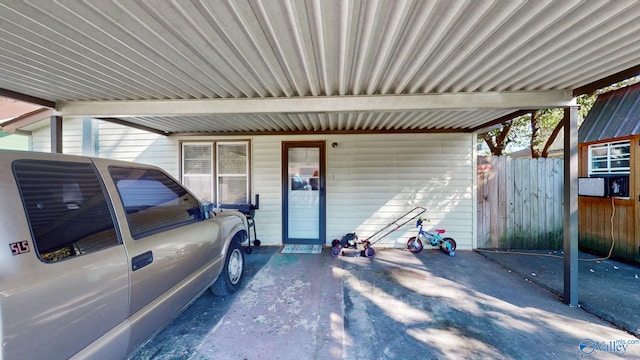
xmin=541 ymin=118 xmax=564 ymax=158
xmin=480 ymin=122 xmax=512 ymax=156
xmin=530 ymin=111 xmax=541 ymax=158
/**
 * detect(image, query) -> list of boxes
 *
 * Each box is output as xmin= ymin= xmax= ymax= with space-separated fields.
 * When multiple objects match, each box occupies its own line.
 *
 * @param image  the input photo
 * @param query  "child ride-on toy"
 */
xmin=406 ymin=217 xmax=456 ymax=256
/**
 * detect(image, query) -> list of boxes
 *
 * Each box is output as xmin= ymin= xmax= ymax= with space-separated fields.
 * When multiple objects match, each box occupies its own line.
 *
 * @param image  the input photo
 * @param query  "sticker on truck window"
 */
xmin=10 ymin=241 xmax=30 ymax=255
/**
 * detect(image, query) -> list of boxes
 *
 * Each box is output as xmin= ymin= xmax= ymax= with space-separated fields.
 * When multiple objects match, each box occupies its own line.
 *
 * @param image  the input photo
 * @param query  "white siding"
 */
xmin=32 ymin=117 xmax=84 ymax=154
xmin=31 ymin=126 xmax=50 ymax=152
xmin=250 ymin=136 xmax=283 ymax=247
xmin=32 ymin=119 xmax=178 ymax=177
xmin=31 ymin=122 xmax=475 ymax=249
xmin=249 ymin=133 xmax=475 ymax=250
xmin=0 ymin=132 xmax=29 ymax=150
xmin=96 ymin=122 xmax=178 ymax=177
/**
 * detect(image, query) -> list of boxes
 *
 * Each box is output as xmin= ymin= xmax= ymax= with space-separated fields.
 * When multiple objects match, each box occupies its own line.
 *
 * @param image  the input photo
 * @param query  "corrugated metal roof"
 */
xmin=1 ymin=0 xmax=640 ymax=135
xmin=120 ymin=108 xmax=510 ymax=134
xmin=579 ymin=82 xmax=640 ymax=143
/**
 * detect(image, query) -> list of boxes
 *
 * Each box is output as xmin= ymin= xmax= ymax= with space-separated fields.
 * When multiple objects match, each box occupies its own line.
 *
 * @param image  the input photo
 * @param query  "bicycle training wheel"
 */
xmin=441 ymin=237 xmax=457 ymax=256
xmin=407 ymin=236 xmax=424 ymax=253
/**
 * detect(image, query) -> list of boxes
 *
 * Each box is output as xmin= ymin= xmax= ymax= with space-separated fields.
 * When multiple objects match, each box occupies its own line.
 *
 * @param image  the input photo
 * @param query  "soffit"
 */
xmin=0 ymin=97 xmax=42 ymax=121
xmin=1 ymin=0 xmax=640 ymax=134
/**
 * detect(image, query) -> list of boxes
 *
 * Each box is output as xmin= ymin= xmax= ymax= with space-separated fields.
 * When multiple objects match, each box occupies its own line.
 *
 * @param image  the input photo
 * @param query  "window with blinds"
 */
xmin=217 ymin=142 xmax=248 ymax=204
xmin=182 ymin=141 xmax=249 ymax=204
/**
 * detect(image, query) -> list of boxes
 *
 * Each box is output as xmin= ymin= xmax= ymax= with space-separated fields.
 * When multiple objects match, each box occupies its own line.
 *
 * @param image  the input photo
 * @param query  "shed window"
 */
xmin=589 ymin=140 xmax=630 ymax=174
xmin=182 ymin=141 xmax=250 ymax=205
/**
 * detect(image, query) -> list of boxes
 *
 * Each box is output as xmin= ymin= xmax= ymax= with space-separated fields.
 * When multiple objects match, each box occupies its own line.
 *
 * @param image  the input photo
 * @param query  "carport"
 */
xmin=2 ymin=0 xmax=640 ymax=307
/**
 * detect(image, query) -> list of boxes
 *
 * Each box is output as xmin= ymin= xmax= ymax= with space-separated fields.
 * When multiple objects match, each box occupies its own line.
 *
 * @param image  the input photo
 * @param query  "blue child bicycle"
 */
xmin=406 ymin=217 xmax=456 ymax=256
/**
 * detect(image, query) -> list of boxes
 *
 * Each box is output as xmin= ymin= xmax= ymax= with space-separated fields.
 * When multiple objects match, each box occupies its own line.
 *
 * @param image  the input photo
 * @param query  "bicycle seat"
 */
xmin=435 ymin=229 xmax=446 ymax=234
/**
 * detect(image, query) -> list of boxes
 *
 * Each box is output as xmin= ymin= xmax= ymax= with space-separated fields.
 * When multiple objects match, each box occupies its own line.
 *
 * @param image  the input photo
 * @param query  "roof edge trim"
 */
xmin=1 ymin=108 xmax=54 ymax=134
xmin=0 ymin=88 xmax=56 ymax=108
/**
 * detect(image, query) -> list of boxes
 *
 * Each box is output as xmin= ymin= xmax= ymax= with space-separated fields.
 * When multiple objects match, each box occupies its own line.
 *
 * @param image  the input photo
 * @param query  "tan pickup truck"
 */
xmin=0 ymin=150 xmax=248 ymax=360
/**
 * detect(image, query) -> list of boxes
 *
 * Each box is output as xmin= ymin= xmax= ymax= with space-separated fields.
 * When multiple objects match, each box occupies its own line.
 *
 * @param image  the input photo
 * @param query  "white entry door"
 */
xmin=282 ymin=141 xmax=325 ymax=244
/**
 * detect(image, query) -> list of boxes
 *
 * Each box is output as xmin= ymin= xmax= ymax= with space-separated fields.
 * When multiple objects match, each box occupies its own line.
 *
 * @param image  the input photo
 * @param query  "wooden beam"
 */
xmin=469 ymin=109 xmax=532 ymax=133
xmin=0 ymin=88 xmax=56 ymax=108
xmin=96 ymin=117 xmax=168 ymax=136
xmin=573 ymin=63 xmax=640 ymax=96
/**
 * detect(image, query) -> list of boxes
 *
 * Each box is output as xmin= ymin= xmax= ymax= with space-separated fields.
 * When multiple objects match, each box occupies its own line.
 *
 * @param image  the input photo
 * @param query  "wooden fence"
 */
xmin=477 ymin=156 xmax=564 ymax=249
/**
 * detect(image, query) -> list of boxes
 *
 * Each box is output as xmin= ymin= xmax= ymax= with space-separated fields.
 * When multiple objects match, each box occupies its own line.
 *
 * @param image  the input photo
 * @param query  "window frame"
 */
xmin=109 ymin=166 xmax=204 ymax=239
xmin=180 ymin=140 xmax=251 ymax=205
xmin=182 ymin=142 xmax=214 ymax=202
xmin=216 ymin=141 xmax=249 ymax=205
xmin=588 ymin=140 xmax=631 ymax=175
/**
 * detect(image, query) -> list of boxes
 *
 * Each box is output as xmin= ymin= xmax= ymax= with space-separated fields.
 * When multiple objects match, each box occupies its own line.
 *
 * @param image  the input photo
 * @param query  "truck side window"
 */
xmin=109 ymin=166 xmax=202 ymax=239
xmin=13 ymin=160 xmax=120 ymax=262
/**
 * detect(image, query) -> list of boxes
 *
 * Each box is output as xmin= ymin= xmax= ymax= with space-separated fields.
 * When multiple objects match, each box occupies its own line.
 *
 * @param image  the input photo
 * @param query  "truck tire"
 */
xmin=211 ymin=240 xmax=245 ymax=296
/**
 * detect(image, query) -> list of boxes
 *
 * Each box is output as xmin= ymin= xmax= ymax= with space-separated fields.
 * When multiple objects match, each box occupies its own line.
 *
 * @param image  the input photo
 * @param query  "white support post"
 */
xmin=563 ymin=106 xmax=579 ymax=306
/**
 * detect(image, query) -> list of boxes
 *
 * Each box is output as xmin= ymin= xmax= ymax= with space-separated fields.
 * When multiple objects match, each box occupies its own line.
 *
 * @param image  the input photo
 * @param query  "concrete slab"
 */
xmin=130 ymin=246 xmax=279 ymax=359
xmin=195 ymin=252 xmax=343 ymax=359
xmin=132 ymin=247 xmax=640 ymax=359
xmin=477 ymin=249 xmax=640 ymax=338
xmin=338 ymin=249 xmax=639 ymax=359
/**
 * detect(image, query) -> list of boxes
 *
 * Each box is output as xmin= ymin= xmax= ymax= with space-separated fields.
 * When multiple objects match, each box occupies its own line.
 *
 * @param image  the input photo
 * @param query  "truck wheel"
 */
xmin=211 ymin=240 xmax=245 ymax=296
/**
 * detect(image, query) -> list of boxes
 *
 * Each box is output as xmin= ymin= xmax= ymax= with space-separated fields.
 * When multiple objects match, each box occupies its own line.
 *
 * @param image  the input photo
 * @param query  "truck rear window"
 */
xmin=13 ymin=160 xmax=120 ymax=262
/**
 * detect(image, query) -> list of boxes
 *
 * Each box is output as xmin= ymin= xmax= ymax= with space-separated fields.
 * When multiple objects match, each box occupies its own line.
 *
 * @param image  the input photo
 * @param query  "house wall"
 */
xmin=96 ymin=122 xmax=177 ymax=176
xmin=32 ymin=118 xmax=84 ymax=155
xmin=33 ymin=118 xmax=178 ymax=176
xmin=0 ymin=131 xmax=29 ymax=150
xmin=578 ymin=137 xmax=640 ymax=262
xmin=32 ymin=119 xmax=476 ymax=250
xmin=250 ymin=133 xmax=475 ymax=250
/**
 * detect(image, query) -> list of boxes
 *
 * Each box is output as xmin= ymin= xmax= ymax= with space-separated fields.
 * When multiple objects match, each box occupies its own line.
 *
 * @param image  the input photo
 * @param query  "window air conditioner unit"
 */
xmin=578 ymin=175 xmax=629 ymax=198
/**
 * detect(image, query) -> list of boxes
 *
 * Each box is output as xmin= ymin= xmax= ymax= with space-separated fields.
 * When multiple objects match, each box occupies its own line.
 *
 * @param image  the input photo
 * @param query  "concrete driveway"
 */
xmin=131 ymin=247 xmax=640 ymax=359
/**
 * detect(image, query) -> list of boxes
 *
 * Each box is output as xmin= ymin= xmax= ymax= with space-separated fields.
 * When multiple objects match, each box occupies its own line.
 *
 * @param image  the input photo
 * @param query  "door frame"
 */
xmin=281 ymin=141 xmax=326 ymax=245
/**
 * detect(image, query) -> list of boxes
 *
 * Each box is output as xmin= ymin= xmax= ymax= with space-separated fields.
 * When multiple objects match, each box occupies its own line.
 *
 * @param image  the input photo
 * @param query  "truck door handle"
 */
xmin=132 ymin=251 xmax=153 ymax=271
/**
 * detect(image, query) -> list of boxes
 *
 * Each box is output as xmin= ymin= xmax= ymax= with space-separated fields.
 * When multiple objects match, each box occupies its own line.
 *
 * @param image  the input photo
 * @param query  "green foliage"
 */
xmin=478 ymin=76 xmax=640 ymax=156
xmin=577 ymin=93 xmax=596 ymax=123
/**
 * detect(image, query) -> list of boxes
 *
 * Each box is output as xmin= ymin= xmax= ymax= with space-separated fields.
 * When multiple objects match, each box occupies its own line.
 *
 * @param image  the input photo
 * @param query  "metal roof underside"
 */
xmin=1 ymin=0 xmax=640 ymax=135
xmin=579 ymin=82 xmax=640 ymax=143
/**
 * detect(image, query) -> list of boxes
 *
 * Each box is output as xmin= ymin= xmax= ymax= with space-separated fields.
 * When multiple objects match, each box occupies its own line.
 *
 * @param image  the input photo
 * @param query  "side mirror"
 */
xmin=201 ymin=201 xmax=214 ymax=219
